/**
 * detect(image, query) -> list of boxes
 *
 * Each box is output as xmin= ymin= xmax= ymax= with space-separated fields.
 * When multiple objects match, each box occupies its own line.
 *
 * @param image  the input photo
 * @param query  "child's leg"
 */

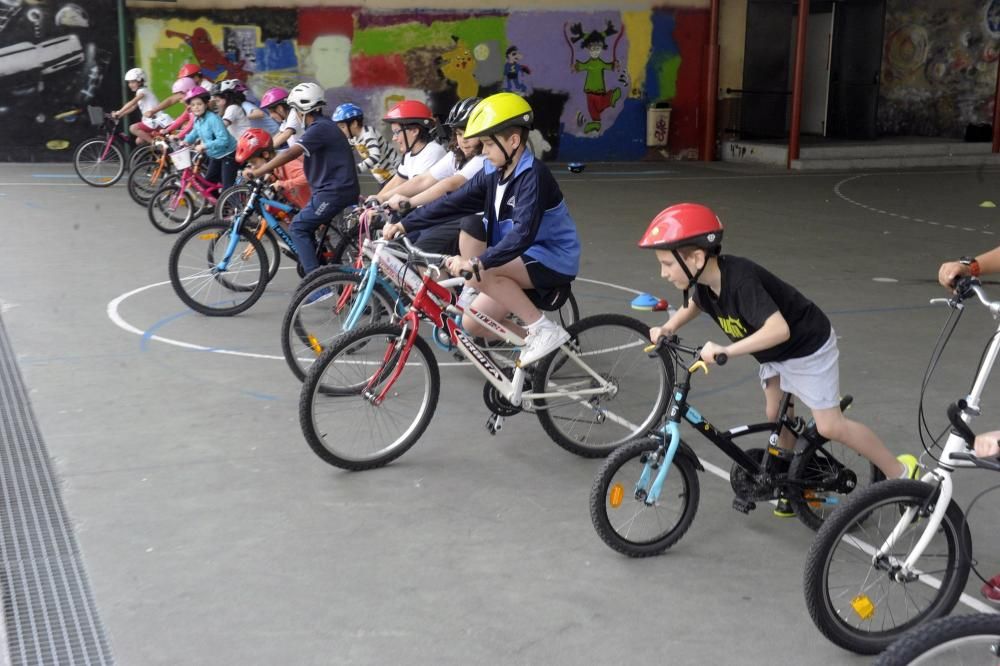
xmin=129 ymin=121 xmax=153 ymax=145
xmin=470 ymin=257 xmax=542 ymax=328
xmin=460 ymin=291 xmax=524 ymax=340
xmin=762 ymin=377 xmax=796 ymax=451
xmin=220 ymin=154 xmax=237 ymax=190
xmin=811 ymin=408 xmax=904 ymax=479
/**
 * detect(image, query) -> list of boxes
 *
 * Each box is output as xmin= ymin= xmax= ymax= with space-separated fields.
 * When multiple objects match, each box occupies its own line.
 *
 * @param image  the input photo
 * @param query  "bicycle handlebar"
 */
xmin=936 ymin=277 xmax=1000 ymax=316
xmin=949 ymin=451 xmax=1000 ymax=472
xmin=647 ymin=335 xmax=728 ymax=365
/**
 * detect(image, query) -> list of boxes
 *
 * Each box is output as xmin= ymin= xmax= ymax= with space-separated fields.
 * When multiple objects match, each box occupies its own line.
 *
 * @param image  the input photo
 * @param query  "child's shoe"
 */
xmin=773 ymin=496 xmax=795 ymax=518
xmin=897 ymin=453 xmax=920 ymax=480
xmin=518 ymin=319 xmax=570 ymax=367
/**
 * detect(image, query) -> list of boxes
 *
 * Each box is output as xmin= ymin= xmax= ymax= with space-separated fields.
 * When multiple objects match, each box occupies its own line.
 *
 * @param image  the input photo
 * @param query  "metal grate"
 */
xmin=0 ymin=315 xmax=114 ymax=665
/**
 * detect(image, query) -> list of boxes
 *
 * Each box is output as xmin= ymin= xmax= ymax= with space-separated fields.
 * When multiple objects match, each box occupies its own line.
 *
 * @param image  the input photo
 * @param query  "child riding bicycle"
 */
xmin=332 ymin=102 xmax=399 ymax=188
xmin=235 ymin=128 xmax=310 ymax=209
xmin=111 ymin=68 xmax=172 ymax=145
xmin=641 ymin=203 xmax=918 ymax=516
xmin=382 ymin=93 xmax=580 ymax=367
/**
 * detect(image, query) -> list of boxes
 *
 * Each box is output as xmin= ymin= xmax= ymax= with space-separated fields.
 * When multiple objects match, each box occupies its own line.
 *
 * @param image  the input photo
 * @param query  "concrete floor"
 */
xmin=2 ymin=160 xmax=1000 ymax=664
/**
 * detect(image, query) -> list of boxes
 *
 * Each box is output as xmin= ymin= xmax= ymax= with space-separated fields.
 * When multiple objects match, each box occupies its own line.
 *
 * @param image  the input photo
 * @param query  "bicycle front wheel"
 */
xmin=281 ymin=268 xmax=398 ymax=382
xmin=299 ymin=322 xmax=440 ymax=470
xmin=73 ymin=137 xmax=124 ymax=187
xmin=168 ymin=221 xmax=269 ymax=316
xmin=127 ymin=144 xmax=154 ymax=172
xmin=803 ymin=479 xmax=972 ymax=655
xmin=533 ymin=314 xmax=674 ymax=458
xmin=589 ymin=436 xmax=700 ymax=557
xmin=874 ymin=613 xmax=1000 ymax=666
xmin=126 ymin=159 xmax=168 ymax=206
xmin=148 ymin=182 xmax=195 ymax=233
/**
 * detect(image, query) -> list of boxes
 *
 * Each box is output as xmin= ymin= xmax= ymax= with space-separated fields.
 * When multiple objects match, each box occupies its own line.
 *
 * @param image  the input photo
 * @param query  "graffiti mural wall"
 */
xmin=0 ymin=0 xmax=120 ymax=161
xmin=878 ymin=0 xmax=1000 ymax=137
xmin=131 ymin=6 xmax=708 ymax=161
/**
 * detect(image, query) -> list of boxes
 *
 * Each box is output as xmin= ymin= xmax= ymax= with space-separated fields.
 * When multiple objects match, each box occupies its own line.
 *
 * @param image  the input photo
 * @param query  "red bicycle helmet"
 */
xmin=639 ymin=203 xmax=723 ymax=253
xmin=382 ymin=100 xmax=434 ymax=127
xmin=177 ymin=63 xmax=201 ymax=79
xmin=235 ymin=128 xmax=273 ymax=164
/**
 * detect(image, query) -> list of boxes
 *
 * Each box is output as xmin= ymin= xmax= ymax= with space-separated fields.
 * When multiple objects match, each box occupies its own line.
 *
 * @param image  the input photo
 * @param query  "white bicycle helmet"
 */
xmin=219 ymin=79 xmax=247 ymax=93
xmin=287 ymin=82 xmax=326 ymax=113
xmin=124 ymin=67 xmax=145 ymax=82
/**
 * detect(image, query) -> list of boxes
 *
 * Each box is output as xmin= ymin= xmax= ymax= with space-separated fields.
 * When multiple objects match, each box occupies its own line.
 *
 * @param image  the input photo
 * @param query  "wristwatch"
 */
xmin=960 ymin=256 xmax=981 ymax=277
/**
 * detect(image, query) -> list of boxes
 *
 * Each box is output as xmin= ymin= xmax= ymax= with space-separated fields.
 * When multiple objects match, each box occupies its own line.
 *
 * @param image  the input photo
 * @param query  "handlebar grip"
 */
xmin=949 ymin=451 xmax=1000 ymax=472
xmin=459 ymin=269 xmax=475 ymax=281
xmin=398 ymin=200 xmax=412 ymax=212
xmin=715 ymin=353 xmax=728 ymax=366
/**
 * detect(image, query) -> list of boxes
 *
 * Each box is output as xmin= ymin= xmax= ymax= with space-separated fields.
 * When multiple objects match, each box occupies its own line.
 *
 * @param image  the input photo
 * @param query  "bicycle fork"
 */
xmin=637 ymin=421 xmax=682 ymax=505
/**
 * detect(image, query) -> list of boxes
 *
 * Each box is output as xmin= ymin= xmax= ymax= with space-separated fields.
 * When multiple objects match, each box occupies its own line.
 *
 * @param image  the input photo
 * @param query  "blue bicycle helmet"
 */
xmin=332 ymin=103 xmax=363 ymax=123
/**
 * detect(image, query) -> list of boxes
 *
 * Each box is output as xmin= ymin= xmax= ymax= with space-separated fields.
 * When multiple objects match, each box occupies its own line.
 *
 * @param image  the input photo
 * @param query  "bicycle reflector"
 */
xmin=609 ymin=483 xmax=625 ymax=508
xmin=850 ymin=594 xmax=875 ymax=620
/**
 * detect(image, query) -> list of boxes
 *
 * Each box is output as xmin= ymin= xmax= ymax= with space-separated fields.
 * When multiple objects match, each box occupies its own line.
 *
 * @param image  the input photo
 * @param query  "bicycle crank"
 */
xmin=486 ymin=412 xmax=504 ymax=435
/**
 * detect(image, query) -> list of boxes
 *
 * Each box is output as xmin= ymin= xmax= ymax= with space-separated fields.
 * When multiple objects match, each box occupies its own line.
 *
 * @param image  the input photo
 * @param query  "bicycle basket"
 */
xmin=86 ymin=105 xmax=104 ymax=126
xmin=169 ymin=147 xmax=193 ymax=170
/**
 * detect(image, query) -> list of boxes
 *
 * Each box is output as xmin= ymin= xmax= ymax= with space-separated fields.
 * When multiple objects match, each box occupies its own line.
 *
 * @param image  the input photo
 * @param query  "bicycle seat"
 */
xmin=526 ymin=283 xmax=572 ymax=312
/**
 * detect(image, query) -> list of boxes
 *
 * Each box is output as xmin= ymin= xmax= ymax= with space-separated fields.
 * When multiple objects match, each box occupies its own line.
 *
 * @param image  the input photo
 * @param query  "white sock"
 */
xmin=897 ymin=461 xmax=909 ymax=479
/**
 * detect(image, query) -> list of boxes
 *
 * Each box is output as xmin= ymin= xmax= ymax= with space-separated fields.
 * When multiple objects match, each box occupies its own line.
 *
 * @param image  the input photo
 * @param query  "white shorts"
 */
xmin=758 ymin=330 xmax=840 ymax=410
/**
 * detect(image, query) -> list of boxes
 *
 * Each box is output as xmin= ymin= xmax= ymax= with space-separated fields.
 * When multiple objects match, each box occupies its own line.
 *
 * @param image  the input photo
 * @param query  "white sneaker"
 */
xmin=518 ymin=321 xmax=570 ymax=367
xmin=457 ymin=285 xmax=479 ymax=310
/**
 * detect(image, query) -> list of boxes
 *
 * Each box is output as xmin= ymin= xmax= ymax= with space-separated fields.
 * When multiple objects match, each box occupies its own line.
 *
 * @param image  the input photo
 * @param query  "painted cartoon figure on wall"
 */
xmin=503 ymin=45 xmax=531 ymax=95
xmin=438 ymin=36 xmax=478 ymax=98
xmin=565 ymin=20 xmax=626 ymax=135
xmin=165 ymin=26 xmax=249 ymax=82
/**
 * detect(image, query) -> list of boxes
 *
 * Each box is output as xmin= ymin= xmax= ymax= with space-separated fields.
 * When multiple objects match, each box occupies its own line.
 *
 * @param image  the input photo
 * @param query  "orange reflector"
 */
xmin=198 ymin=233 xmax=221 ymax=240
xmin=307 ymin=335 xmax=322 ymax=355
xmin=803 ymin=490 xmax=822 ymax=509
xmin=609 ymin=483 xmax=624 ymax=508
xmin=850 ymin=594 xmax=875 ymax=620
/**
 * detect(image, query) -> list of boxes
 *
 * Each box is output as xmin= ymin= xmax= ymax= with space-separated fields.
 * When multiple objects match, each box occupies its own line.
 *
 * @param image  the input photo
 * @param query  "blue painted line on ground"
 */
xmin=240 ymin=390 xmax=278 ymax=401
xmin=140 ymin=309 xmax=193 ymax=351
xmin=31 ymin=174 xmax=78 ymax=179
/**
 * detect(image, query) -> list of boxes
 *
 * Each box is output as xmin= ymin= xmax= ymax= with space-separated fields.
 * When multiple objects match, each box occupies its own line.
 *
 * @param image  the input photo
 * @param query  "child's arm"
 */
xmin=701 ymin=311 xmax=790 ymax=365
xmin=650 ymin=300 xmax=701 ymax=342
xmin=356 ymin=133 xmax=382 ymax=173
xmin=939 ymin=246 xmax=1000 ymax=288
xmin=378 ymin=172 xmax=435 ymax=203
xmin=112 ymin=91 xmax=142 ymax=118
xmin=144 ymin=92 xmax=182 ymax=118
xmin=407 ymin=173 xmax=467 ymax=208
xmin=975 ymin=430 xmax=1000 ymax=457
xmin=273 ymin=157 xmax=309 ymax=194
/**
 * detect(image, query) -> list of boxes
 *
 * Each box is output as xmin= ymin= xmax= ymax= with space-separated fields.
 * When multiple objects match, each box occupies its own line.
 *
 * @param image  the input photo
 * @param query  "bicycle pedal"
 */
xmin=732 ymin=497 xmax=756 ymax=514
xmin=486 ymin=413 xmax=504 ymax=435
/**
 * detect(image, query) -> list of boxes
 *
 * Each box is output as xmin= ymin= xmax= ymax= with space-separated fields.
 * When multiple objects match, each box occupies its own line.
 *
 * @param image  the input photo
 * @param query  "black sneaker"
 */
xmin=773 ymin=497 xmax=795 ymax=518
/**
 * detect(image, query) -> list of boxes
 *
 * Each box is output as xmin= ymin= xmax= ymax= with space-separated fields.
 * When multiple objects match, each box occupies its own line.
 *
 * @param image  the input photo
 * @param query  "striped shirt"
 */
xmin=350 ymin=125 xmax=399 ymax=185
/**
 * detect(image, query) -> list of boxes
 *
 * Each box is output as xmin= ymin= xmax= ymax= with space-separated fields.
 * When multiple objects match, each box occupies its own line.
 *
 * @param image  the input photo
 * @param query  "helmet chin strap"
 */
xmin=673 ymin=249 xmax=707 ymax=308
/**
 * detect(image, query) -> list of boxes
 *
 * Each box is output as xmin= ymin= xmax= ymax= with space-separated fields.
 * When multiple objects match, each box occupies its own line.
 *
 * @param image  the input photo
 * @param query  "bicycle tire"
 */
xmin=126 ymin=158 xmax=168 ymax=206
xmin=281 ymin=268 xmax=398 ymax=382
xmin=167 ymin=220 xmax=269 ymax=316
xmin=589 ymin=436 xmax=700 ymax=557
xmin=787 ymin=436 xmax=885 ymax=531
xmin=534 ymin=313 xmax=674 ymax=458
xmin=73 ymin=137 xmax=125 ymax=187
xmin=215 ymin=184 xmax=252 ymax=224
xmin=127 ymin=144 xmax=154 ymax=172
xmin=299 ymin=322 xmax=440 ymax=470
xmin=148 ymin=182 xmax=195 ymax=233
xmin=803 ymin=479 xmax=972 ymax=655
xmin=874 ymin=613 xmax=1000 ymax=666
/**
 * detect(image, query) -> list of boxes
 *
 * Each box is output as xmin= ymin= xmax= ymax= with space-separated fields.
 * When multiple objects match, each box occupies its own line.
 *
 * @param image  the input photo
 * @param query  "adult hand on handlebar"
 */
xmin=382 ymin=222 xmax=406 ymax=240
xmin=975 ymin=432 xmax=1000 ymax=458
xmin=386 ymin=194 xmax=410 ymax=211
xmin=938 ymin=261 xmax=970 ymax=290
xmin=700 ymin=341 xmax=729 ymax=365
xmin=649 ymin=325 xmax=674 ymax=345
xmin=446 ymin=256 xmax=474 ymax=279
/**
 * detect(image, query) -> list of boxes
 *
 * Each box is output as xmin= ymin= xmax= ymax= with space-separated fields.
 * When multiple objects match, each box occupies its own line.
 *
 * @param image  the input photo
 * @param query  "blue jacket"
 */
xmin=401 ymin=150 xmax=580 ymax=276
xmin=182 ymin=111 xmax=236 ymax=159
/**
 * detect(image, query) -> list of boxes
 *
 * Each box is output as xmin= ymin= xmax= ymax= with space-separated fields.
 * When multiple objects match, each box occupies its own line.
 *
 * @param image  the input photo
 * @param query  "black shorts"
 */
xmin=461 ymin=214 xmax=487 ymax=242
xmin=524 ymin=257 xmax=574 ymax=291
xmin=406 ymin=218 xmax=461 ymax=255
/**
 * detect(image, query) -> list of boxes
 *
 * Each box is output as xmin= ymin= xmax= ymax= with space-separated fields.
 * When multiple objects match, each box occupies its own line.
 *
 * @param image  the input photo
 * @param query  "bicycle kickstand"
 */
xmin=486 ymin=412 xmax=504 ymax=435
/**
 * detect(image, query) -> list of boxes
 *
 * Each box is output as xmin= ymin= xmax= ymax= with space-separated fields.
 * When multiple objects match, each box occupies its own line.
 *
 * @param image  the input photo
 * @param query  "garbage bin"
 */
xmin=646 ymin=102 xmax=671 ymax=147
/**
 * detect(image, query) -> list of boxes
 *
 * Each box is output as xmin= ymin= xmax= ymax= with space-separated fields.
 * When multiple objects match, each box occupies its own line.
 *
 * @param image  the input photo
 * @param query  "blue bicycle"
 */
xmin=167 ymin=177 xmax=342 ymax=316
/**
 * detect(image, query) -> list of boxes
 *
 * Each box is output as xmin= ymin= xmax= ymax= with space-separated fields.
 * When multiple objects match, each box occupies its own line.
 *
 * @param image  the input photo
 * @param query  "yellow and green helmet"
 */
xmin=464 ymin=93 xmax=534 ymax=139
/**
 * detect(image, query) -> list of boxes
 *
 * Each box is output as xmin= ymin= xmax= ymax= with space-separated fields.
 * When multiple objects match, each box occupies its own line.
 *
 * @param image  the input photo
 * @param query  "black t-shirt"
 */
xmin=692 ymin=255 xmax=831 ymax=363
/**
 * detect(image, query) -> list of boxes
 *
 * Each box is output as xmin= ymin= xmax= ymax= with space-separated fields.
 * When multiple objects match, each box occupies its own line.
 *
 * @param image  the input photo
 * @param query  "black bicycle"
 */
xmin=589 ymin=336 xmax=883 ymax=556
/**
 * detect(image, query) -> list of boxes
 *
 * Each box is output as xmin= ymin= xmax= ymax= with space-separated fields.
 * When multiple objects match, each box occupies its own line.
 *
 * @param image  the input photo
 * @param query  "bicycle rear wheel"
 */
xmin=168 ymin=220 xmax=269 ymax=316
xmin=148 ymin=182 xmax=195 ymax=233
xmin=589 ymin=436 xmax=700 ymax=557
xmin=874 ymin=613 xmax=1000 ymax=666
xmin=788 ymin=437 xmax=884 ymax=531
xmin=281 ymin=268 xmax=398 ymax=381
xmin=126 ymin=159 xmax=168 ymax=206
xmin=803 ymin=479 xmax=972 ymax=655
xmin=73 ymin=137 xmax=125 ymax=187
xmin=299 ymin=322 xmax=440 ymax=470
xmin=533 ymin=314 xmax=674 ymax=458
xmin=128 ymin=144 xmax=154 ymax=172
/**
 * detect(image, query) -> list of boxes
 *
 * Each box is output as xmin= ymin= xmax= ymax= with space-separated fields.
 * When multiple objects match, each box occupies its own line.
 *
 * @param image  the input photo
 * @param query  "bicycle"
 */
xmin=147 ymin=149 xmax=223 ymax=233
xmin=875 ymin=610 xmax=1000 ymax=665
xmin=126 ymin=135 xmax=176 ymax=206
xmin=589 ymin=336 xmax=880 ymax=557
xmin=167 ymin=177 xmax=335 ymax=317
xmin=298 ymin=236 xmax=674 ymax=470
xmin=281 ymin=203 xmax=579 ymax=381
xmin=801 ymin=277 xmax=999 ymax=655
xmin=72 ymin=107 xmax=130 ymax=187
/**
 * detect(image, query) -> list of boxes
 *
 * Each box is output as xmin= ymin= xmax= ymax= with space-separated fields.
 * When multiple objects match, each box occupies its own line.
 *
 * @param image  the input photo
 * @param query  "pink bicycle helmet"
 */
xmin=171 ymin=77 xmax=197 ymax=95
xmin=184 ymin=85 xmax=211 ymax=103
xmin=260 ymin=87 xmax=288 ymax=110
